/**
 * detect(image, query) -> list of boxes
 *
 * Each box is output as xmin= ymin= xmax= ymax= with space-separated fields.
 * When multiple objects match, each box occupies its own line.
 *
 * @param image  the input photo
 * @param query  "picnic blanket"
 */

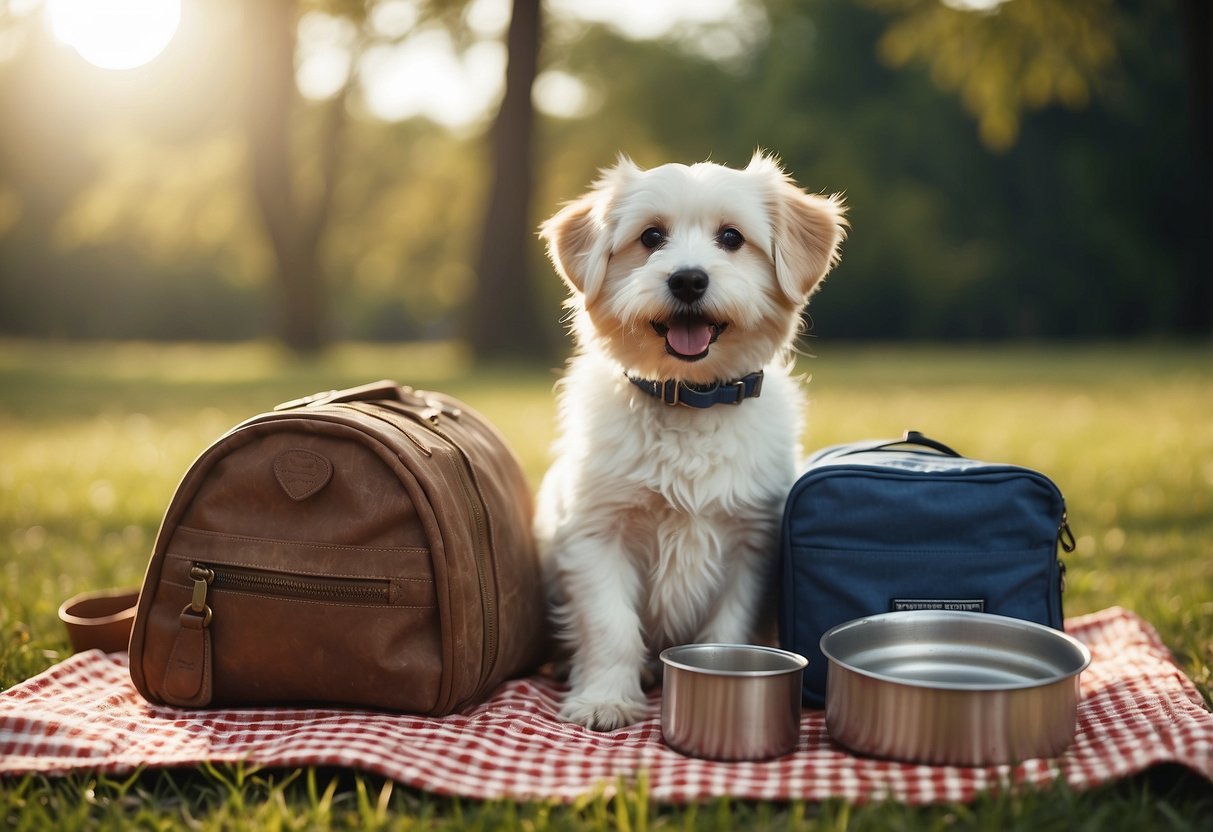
xmin=1 ymin=606 xmax=1210 ymax=804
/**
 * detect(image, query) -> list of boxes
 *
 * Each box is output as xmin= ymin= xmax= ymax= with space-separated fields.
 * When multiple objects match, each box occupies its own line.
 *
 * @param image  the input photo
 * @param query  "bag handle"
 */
xmin=274 ymin=379 xmax=463 ymax=423
xmin=59 ymin=587 xmax=140 ymax=653
xmin=877 ymin=430 xmax=962 ymax=457
xmin=826 ymin=430 xmax=962 ymax=459
xmin=273 ymin=379 xmax=408 ymax=411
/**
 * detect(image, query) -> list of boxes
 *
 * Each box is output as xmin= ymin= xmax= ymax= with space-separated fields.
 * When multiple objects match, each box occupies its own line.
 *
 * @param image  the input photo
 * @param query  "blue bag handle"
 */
xmin=873 ymin=430 xmax=962 ymax=457
xmin=820 ymin=430 xmax=963 ymax=460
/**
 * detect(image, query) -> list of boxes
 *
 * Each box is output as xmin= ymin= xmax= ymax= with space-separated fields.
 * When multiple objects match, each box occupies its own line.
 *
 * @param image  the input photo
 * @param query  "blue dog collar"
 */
xmin=627 ymin=370 xmax=764 ymax=408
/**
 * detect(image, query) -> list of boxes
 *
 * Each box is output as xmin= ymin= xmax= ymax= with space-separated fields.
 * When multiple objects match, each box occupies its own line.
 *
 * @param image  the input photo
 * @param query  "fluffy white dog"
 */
xmin=535 ymin=153 xmax=847 ymax=730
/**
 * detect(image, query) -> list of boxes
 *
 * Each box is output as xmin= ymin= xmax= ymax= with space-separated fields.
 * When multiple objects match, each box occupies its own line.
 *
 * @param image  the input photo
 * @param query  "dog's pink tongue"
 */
xmin=666 ymin=318 xmax=713 ymax=357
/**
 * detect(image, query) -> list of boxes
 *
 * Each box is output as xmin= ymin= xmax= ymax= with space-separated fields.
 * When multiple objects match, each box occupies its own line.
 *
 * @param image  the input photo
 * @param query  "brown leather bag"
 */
xmin=124 ymin=380 xmax=547 ymax=714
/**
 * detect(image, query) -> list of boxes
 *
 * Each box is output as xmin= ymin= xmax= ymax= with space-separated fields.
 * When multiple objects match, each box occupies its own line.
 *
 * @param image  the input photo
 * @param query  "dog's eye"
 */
xmin=640 ymin=227 xmax=666 ymax=249
xmin=718 ymin=227 xmax=745 ymax=251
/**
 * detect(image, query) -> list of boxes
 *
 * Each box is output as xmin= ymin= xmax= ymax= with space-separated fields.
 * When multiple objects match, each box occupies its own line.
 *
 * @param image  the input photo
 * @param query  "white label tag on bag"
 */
xmin=891 ymin=598 xmax=986 ymax=613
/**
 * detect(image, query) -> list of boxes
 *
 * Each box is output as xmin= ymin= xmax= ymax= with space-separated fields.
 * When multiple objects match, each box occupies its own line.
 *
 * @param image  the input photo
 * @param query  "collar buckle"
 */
xmin=632 ymin=370 xmax=764 ymax=409
xmin=729 ymin=379 xmax=745 ymax=404
xmin=661 ymin=379 xmax=681 ymax=406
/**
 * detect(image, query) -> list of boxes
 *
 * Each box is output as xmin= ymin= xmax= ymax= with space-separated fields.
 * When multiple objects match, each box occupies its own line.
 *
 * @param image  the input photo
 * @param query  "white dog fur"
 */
xmin=535 ymin=152 xmax=847 ymax=730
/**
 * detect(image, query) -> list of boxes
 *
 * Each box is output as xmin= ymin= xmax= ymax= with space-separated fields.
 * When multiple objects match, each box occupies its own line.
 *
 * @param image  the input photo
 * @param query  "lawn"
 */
xmin=1 ymin=338 xmax=1211 ymax=829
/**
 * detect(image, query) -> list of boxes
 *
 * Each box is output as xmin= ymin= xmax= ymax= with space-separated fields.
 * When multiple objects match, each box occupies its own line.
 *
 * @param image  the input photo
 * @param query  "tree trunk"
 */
xmin=1179 ymin=0 xmax=1212 ymax=334
xmin=469 ymin=0 xmax=553 ymax=361
xmin=243 ymin=0 xmax=336 ymax=353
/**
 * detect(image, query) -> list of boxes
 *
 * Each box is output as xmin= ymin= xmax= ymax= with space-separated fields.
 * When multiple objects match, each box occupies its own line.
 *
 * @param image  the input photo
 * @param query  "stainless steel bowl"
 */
xmin=660 ymin=643 xmax=808 ymax=761
xmin=821 ymin=611 xmax=1091 ymax=766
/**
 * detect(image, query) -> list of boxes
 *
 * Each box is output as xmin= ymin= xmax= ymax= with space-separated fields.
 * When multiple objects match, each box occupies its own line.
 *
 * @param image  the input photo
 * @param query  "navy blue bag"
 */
xmin=778 ymin=431 xmax=1075 ymax=707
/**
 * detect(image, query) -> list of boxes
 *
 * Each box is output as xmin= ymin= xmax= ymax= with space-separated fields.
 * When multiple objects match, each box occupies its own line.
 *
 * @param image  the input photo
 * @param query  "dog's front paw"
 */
xmin=560 ymin=695 xmax=648 ymax=731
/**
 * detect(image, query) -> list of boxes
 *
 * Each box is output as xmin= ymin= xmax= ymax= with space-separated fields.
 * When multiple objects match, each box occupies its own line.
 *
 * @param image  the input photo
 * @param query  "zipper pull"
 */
xmin=419 ymin=395 xmax=461 ymax=424
xmin=1058 ymin=511 xmax=1076 ymax=553
xmin=189 ymin=565 xmax=214 ymax=618
xmin=162 ymin=564 xmax=214 ymax=706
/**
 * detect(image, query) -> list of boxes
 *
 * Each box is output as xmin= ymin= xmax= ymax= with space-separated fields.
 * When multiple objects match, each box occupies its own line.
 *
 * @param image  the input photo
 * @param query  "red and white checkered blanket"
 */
xmin=2 ymin=607 xmax=1210 ymax=803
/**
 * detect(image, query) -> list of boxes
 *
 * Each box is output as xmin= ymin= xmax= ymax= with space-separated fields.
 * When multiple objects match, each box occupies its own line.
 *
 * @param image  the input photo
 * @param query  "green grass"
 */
xmin=2 ymin=338 xmax=1211 ymax=829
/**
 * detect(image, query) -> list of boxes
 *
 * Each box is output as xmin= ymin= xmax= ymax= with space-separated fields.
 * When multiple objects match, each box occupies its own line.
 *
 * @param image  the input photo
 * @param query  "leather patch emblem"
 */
xmin=273 ymin=449 xmax=333 ymax=501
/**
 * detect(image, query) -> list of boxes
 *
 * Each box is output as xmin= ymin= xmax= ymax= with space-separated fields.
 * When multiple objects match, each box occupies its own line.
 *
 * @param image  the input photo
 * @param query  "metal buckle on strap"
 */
xmin=637 ymin=371 xmax=763 ymax=408
xmin=661 ymin=379 xmax=681 ymax=406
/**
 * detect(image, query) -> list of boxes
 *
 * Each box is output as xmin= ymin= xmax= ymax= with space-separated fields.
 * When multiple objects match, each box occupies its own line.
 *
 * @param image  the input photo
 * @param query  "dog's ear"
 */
xmin=774 ymin=188 xmax=847 ymax=302
xmin=749 ymin=153 xmax=848 ymax=303
xmin=540 ymin=158 xmax=638 ymax=303
xmin=539 ymin=194 xmax=608 ymax=301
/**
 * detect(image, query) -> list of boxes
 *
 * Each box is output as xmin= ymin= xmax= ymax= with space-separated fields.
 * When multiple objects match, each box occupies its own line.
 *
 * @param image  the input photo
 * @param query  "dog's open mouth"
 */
xmin=652 ymin=315 xmax=728 ymax=362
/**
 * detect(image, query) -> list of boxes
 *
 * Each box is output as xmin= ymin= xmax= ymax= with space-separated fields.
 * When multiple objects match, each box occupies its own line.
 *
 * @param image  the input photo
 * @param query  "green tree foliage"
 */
xmin=863 ymin=0 xmax=1120 ymax=151
xmin=0 ymin=1 xmax=268 ymax=339
xmin=0 ymin=0 xmax=498 ymax=346
xmin=541 ymin=0 xmax=1208 ymax=339
xmin=0 ymin=0 xmax=1207 ymax=345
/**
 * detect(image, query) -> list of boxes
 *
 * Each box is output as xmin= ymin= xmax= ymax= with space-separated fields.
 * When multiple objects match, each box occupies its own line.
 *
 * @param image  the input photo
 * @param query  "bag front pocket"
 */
xmin=781 ymin=545 xmax=1062 ymax=707
xmin=141 ymin=532 xmax=442 ymax=712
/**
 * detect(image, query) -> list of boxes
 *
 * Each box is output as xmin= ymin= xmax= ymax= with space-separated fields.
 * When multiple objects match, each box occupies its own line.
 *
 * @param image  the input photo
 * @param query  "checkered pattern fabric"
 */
xmin=1 ymin=607 xmax=1210 ymax=803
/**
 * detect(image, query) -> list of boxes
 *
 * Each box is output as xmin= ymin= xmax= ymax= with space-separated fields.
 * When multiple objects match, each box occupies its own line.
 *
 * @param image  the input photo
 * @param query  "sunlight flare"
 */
xmin=46 ymin=0 xmax=181 ymax=71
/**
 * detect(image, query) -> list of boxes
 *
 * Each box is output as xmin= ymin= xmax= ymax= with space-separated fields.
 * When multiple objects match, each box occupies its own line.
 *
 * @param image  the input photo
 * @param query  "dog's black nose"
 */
xmin=668 ymin=269 xmax=709 ymax=304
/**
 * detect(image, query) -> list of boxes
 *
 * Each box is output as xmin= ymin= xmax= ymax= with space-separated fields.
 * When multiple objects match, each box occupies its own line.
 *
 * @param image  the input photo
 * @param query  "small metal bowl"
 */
xmin=660 ymin=643 xmax=808 ymax=761
xmin=821 ymin=611 xmax=1091 ymax=766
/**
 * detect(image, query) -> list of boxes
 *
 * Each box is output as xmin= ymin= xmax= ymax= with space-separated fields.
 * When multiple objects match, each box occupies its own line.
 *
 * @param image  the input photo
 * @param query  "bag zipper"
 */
xmin=191 ymin=562 xmax=391 ymax=605
xmin=1057 ymin=509 xmax=1076 ymax=553
xmin=444 ymin=438 xmax=497 ymax=695
xmin=1055 ymin=507 xmax=1074 ymax=624
xmin=375 ymin=400 xmax=500 ymax=697
xmin=330 ymin=402 xmax=433 ymax=457
xmin=343 ymin=399 xmax=497 ymax=680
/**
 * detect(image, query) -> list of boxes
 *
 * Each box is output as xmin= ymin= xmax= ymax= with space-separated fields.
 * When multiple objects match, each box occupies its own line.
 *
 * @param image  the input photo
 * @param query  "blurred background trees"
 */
xmin=0 ymin=0 xmax=1208 ymax=359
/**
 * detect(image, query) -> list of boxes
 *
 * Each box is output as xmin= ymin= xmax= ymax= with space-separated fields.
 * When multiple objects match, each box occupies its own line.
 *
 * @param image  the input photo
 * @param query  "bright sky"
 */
xmin=548 ymin=0 xmax=746 ymax=41
xmin=304 ymin=0 xmax=754 ymax=128
xmin=32 ymin=0 xmax=753 ymax=128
